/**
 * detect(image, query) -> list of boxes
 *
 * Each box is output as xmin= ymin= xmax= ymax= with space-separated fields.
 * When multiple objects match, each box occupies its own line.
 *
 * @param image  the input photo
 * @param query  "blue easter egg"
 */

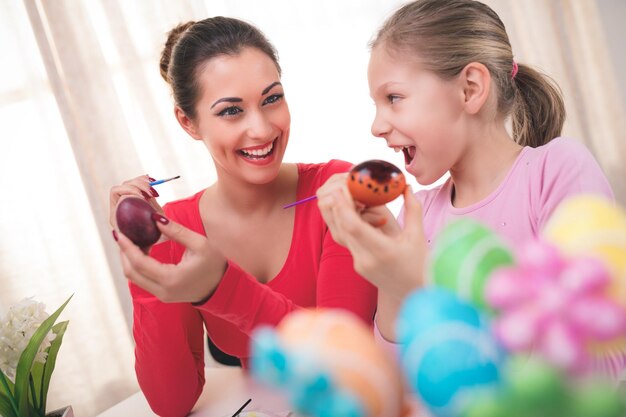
xmin=397 ymin=288 xmax=505 ymax=417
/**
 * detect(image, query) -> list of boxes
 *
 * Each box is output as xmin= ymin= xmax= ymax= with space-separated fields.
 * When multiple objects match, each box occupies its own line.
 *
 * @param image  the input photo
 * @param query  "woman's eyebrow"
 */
xmin=210 ymin=82 xmax=282 ymax=108
xmin=262 ymin=81 xmax=282 ymax=95
xmin=210 ymin=97 xmax=242 ymax=109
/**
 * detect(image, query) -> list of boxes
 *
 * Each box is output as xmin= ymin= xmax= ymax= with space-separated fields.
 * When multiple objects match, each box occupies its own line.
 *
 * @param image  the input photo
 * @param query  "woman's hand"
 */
xmin=317 ymin=177 xmax=427 ymax=300
xmin=115 ymin=214 xmax=227 ymax=304
xmin=109 ymin=175 xmax=164 ymax=229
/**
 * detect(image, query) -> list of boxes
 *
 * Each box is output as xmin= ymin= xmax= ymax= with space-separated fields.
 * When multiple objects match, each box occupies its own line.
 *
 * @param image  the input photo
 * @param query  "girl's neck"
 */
xmin=449 ymin=125 xmax=523 ymax=208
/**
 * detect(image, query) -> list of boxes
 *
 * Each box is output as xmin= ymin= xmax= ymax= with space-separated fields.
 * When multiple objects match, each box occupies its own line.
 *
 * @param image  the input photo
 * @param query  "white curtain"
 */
xmin=0 ymin=1 xmax=624 ymax=416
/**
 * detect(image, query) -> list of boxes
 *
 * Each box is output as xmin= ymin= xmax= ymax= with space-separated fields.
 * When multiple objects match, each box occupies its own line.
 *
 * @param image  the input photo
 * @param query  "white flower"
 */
xmin=0 ymin=298 xmax=56 ymax=382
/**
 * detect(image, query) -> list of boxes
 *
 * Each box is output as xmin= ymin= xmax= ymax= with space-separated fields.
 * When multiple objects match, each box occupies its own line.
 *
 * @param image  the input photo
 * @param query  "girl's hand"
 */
xmin=318 ymin=182 xmax=426 ymax=299
xmin=109 ymin=175 xmax=164 ymax=229
xmin=115 ymin=214 xmax=227 ymax=304
xmin=316 ymin=174 xmax=399 ymax=244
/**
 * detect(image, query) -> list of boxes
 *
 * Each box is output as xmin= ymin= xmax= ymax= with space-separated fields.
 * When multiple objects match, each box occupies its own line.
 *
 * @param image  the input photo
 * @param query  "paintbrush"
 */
xmin=282 ymin=195 xmax=317 ymax=209
xmin=149 ymin=175 xmax=181 ymax=186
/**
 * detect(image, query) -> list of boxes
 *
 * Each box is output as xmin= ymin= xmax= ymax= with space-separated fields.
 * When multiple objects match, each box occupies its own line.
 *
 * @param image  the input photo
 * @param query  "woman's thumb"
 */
xmin=151 ymin=213 xmax=206 ymax=251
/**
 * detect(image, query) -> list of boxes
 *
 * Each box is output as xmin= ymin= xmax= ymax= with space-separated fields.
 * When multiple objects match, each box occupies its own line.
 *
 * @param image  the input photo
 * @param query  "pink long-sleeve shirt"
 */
xmin=412 ymin=137 xmax=614 ymax=247
xmin=378 ymin=137 xmax=618 ymax=376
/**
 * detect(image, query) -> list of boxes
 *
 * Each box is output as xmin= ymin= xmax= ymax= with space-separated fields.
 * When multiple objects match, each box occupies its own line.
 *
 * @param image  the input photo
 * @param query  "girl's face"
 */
xmin=368 ymin=45 xmax=466 ymax=185
xmin=189 ymin=47 xmax=290 ymax=185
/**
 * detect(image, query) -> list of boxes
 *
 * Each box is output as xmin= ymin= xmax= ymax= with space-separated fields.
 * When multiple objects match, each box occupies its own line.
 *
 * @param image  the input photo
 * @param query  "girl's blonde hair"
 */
xmin=371 ymin=0 xmax=565 ymax=148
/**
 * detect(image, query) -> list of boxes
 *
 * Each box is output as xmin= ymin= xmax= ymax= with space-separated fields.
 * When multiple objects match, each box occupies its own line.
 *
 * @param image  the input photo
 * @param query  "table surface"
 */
xmin=96 ymin=366 xmax=426 ymax=417
xmin=96 ymin=367 xmax=298 ymax=417
xmin=97 ymin=363 xmax=626 ymax=417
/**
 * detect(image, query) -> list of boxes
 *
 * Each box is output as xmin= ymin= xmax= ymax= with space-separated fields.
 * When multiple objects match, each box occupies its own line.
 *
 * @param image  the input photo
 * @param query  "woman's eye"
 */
xmin=263 ymin=93 xmax=284 ymax=105
xmin=217 ymin=106 xmax=243 ymax=117
xmin=387 ymin=95 xmax=401 ymax=104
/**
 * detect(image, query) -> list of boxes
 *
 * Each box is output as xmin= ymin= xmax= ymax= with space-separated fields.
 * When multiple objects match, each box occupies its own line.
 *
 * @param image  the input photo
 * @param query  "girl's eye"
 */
xmin=217 ymin=106 xmax=243 ymax=117
xmin=263 ymin=93 xmax=284 ymax=105
xmin=387 ymin=94 xmax=401 ymax=104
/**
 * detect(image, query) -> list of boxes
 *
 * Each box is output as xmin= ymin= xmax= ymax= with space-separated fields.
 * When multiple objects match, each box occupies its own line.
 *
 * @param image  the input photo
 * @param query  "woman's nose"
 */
xmin=246 ymin=109 xmax=273 ymax=139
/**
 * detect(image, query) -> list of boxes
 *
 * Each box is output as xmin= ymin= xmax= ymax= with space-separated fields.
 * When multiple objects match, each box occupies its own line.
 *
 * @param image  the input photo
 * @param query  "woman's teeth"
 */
xmin=240 ymin=141 xmax=274 ymax=159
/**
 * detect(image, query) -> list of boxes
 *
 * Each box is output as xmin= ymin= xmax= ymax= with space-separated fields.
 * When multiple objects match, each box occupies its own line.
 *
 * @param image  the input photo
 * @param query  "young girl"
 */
xmin=110 ymin=17 xmax=376 ymax=417
xmin=316 ymin=0 xmax=614 ymax=342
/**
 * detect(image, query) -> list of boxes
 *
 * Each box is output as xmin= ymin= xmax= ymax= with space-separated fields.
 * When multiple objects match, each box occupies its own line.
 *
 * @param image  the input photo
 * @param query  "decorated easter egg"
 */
xmin=465 ymin=356 xmax=626 ymax=417
xmin=428 ymin=219 xmax=515 ymax=312
xmin=543 ymin=195 xmax=626 ymax=307
xmin=347 ymin=160 xmax=406 ymax=207
xmin=397 ymin=288 xmax=506 ymax=417
xmin=251 ymin=309 xmax=406 ymax=417
xmin=485 ymin=239 xmax=626 ymax=380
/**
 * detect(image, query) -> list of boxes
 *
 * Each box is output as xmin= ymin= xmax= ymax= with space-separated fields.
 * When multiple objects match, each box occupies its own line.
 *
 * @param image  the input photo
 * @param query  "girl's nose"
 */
xmin=371 ymin=109 xmax=390 ymax=138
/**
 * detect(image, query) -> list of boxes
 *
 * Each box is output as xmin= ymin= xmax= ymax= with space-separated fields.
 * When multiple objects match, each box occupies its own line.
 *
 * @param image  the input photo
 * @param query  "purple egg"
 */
xmin=115 ymin=197 xmax=161 ymax=249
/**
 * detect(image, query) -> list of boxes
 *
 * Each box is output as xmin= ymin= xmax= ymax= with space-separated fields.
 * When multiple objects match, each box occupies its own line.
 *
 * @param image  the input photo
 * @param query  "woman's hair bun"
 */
xmin=159 ymin=21 xmax=195 ymax=83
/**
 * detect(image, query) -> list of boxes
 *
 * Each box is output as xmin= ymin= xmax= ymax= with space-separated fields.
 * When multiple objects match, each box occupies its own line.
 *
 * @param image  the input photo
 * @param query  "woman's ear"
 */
xmin=460 ymin=62 xmax=491 ymax=115
xmin=174 ymin=107 xmax=202 ymax=140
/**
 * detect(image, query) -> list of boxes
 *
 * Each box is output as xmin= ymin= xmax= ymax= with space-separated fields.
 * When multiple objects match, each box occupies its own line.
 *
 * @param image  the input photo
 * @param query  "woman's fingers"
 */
xmin=118 ymin=249 xmax=162 ymax=296
xmin=151 ymin=214 xmax=207 ymax=253
xmin=109 ymin=175 xmax=162 ymax=227
xmin=116 ymin=231 xmax=167 ymax=279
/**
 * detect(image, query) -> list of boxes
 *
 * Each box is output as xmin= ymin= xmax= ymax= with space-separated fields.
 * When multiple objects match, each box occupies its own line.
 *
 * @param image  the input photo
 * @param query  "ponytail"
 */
xmin=511 ymin=64 xmax=566 ymax=148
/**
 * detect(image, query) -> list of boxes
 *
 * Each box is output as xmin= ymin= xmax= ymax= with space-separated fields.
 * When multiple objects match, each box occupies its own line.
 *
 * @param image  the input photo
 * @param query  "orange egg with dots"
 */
xmin=347 ymin=160 xmax=406 ymax=206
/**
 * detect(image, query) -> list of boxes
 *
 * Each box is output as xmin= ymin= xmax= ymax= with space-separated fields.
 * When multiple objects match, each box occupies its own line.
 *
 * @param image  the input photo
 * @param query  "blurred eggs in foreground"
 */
xmin=397 ymin=288 xmax=505 ymax=417
xmin=543 ymin=195 xmax=626 ymax=307
xmin=251 ymin=309 xmax=406 ymax=417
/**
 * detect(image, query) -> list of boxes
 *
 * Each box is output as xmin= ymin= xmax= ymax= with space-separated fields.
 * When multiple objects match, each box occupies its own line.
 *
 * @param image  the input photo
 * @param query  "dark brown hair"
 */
xmin=371 ymin=0 xmax=565 ymax=148
xmin=160 ymin=17 xmax=281 ymax=119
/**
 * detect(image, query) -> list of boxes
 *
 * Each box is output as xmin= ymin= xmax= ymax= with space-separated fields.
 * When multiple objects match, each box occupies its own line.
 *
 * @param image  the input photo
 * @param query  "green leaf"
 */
xmin=14 ymin=295 xmax=72 ymax=417
xmin=29 ymin=362 xmax=43 ymax=411
xmin=0 ymin=390 xmax=18 ymax=417
xmin=0 ymin=370 xmax=17 ymax=415
xmin=38 ymin=321 xmax=68 ymax=413
xmin=29 ymin=321 xmax=69 ymax=413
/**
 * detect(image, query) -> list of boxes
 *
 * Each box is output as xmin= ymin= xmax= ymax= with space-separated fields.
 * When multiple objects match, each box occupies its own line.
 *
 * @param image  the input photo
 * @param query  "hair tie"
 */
xmin=511 ymin=60 xmax=519 ymax=80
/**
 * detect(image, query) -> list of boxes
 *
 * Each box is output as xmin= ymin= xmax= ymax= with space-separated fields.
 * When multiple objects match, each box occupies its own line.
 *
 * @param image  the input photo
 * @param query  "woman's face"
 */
xmin=367 ymin=45 xmax=466 ymax=185
xmin=189 ymin=47 xmax=290 ymax=185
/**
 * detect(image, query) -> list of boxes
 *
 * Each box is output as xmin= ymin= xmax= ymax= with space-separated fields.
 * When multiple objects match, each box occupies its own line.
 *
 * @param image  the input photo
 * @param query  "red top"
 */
xmin=130 ymin=160 xmax=377 ymax=417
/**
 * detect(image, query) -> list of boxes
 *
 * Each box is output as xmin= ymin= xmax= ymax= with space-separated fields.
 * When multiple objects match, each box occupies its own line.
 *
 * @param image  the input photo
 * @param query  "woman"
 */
xmin=110 ymin=17 xmax=376 ymax=417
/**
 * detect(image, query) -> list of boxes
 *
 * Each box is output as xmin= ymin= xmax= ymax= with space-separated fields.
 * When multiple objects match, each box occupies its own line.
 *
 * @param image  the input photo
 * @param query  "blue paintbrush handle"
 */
xmin=149 ymin=175 xmax=180 ymax=186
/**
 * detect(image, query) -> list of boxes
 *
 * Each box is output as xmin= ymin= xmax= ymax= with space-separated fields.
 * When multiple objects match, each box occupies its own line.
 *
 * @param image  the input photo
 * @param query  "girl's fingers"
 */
xmin=400 ymin=186 xmax=425 ymax=242
xmin=332 ymin=190 xmax=389 ymax=253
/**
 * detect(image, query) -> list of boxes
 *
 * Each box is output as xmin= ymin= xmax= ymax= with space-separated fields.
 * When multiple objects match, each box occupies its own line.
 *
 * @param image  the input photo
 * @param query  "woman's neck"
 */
xmin=449 ymin=125 xmax=523 ymax=208
xmin=211 ymin=163 xmax=297 ymax=217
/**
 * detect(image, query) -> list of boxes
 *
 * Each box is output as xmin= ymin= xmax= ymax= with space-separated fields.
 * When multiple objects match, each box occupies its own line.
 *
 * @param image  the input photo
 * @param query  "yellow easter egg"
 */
xmin=543 ymin=195 xmax=626 ymax=306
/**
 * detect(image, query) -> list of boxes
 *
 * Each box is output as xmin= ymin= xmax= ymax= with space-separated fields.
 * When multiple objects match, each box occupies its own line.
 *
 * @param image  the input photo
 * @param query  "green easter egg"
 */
xmin=463 ymin=397 xmax=510 ymax=417
xmin=570 ymin=381 xmax=626 ymax=417
xmin=429 ymin=219 xmax=514 ymax=311
xmin=505 ymin=357 xmax=566 ymax=412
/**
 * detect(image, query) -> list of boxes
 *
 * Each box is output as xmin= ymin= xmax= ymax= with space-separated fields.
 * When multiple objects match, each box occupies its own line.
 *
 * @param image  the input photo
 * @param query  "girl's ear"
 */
xmin=460 ymin=62 xmax=491 ymax=115
xmin=174 ymin=107 xmax=202 ymax=140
